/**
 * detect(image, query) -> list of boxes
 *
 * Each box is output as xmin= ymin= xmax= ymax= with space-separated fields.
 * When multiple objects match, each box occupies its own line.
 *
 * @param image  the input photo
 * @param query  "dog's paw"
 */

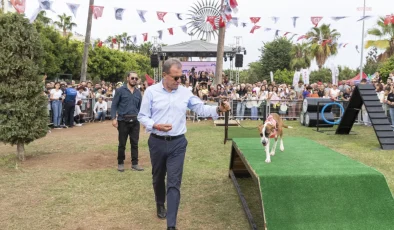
xmin=280 ymin=147 xmax=284 ymax=151
xmin=270 ymin=151 xmax=275 ymax=156
xmin=265 ymin=158 xmax=271 ymax=163
xmin=287 ymin=126 xmax=293 ymax=129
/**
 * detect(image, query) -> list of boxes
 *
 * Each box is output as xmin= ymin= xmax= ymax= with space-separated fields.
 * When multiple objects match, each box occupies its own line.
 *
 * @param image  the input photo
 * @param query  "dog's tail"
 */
xmin=283 ymin=125 xmax=293 ymax=129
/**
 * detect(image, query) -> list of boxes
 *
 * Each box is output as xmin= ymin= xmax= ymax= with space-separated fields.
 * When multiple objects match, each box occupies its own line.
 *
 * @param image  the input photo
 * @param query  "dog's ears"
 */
xmin=258 ymin=124 xmax=263 ymax=132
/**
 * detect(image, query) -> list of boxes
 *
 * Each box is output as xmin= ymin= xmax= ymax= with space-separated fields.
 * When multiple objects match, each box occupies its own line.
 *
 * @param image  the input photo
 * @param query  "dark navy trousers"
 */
xmin=148 ymin=134 xmax=188 ymax=228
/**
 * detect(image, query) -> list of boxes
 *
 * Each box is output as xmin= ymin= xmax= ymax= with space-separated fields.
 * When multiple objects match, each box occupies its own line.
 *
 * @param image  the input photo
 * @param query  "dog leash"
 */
xmin=220 ymin=99 xmax=261 ymax=130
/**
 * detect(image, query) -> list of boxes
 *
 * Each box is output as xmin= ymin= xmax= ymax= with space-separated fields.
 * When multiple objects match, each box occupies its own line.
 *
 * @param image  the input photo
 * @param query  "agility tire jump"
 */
xmin=321 ymin=102 xmax=345 ymax=125
xmin=229 ymin=137 xmax=394 ymax=230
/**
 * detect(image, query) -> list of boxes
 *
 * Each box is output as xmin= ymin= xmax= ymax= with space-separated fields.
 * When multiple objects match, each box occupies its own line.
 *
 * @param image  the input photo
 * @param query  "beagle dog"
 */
xmin=258 ymin=113 xmax=293 ymax=163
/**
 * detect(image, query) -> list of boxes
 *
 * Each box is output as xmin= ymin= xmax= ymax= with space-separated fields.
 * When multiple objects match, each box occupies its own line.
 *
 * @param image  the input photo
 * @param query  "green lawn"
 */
xmin=0 ymin=120 xmax=393 ymax=230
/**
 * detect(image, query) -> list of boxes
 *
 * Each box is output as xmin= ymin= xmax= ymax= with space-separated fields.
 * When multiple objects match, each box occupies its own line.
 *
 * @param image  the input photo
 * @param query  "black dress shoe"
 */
xmin=167 ymin=227 xmax=177 ymax=230
xmin=157 ymin=204 xmax=166 ymax=219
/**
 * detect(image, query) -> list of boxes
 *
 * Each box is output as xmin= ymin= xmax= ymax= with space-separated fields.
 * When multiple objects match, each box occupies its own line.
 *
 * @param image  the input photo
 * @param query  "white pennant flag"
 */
xmin=114 ymin=8 xmax=125 ymax=20
xmin=180 ymin=25 xmax=187 ymax=34
xmin=136 ymin=10 xmax=147 ymax=22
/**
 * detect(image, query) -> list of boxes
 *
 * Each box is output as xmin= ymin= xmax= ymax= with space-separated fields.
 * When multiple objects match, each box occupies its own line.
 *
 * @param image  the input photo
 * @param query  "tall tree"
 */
xmin=54 ymin=13 xmax=77 ymax=37
xmin=35 ymin=11 xmax=52 ymax=26
xmin=290 ymin=43 xmax=311 ymax=70
xmin=306 ymin=24 xmax=341 ymax=69
xmin=80 ymin=0 xmax=94 ymax=82
xmin=259 ymin=37 xmax=293 ymax=76
xmin=365 ymin=16 xmax=394 ymax=61
xmin=0 ymin=13 xmax=49 ymax=160
xmin=214 ymin=0 xmax=225 ymax=85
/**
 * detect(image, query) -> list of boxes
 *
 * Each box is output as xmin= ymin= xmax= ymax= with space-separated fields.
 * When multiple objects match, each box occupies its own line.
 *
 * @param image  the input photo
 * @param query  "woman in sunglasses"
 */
xmin=138 ymin=58 xmax=231 ymax=230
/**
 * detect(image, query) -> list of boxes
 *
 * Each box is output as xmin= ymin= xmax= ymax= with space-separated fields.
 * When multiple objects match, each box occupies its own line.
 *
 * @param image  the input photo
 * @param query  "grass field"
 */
xmin=0 ymin=120 xmax=393 ymax=230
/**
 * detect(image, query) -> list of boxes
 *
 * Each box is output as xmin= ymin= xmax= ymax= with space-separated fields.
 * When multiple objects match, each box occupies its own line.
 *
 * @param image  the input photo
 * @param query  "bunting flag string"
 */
xmin=168 ymin=28 xmax=174 ymax=35
xmin=311 ymin=16 xmax=323 ymax=27
xmin=114 ymin=8 xmax=125 ymax=20
xmin=67 ymin=3 xmax=79 ymax=18
xmin=91 ymin=5 xmax=104 ymax=19
xmin=250 ymin=17 xmax=261 ymax=24
xmin=157 ymin=11 xmax=167 ymax=22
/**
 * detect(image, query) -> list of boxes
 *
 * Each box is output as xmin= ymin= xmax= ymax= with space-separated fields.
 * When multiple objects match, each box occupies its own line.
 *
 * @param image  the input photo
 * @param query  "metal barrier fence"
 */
xmin=46 ymin=97 xmax=392 ymax=126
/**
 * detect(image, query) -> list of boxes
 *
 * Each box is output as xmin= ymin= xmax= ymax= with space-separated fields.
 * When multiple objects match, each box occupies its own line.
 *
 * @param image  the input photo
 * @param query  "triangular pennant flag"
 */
xmin=66 ymin=3 xmax=79 ymax=17
xmin=275 ymin=30 xmax=279 ymax=36
xmin=338 ymin=43 xmax=343 ymax=48
xmin=91 ymin=6 xmax=104 ymax=19
xmin=158 ymin=30 xmax=163 ymax=40
xmin=224 ymin=5 xmax=232 ymax=14
xmin=297 ymin=35 xmax=307 ymax=41
xmin=137 ymin=10 xmax=147 ymax=22
xmin=39 ymin=0 xmax=55 ymax=12
xmin=250 ymin=25 xmax=261 ymax=34
xmin=306 ymin=37 xmax=314 ymax=43
xmin=343 ymin=43 xmax=348 ymax=47
xmin=112 ymin=38 xmax=117 ymax=44
xmin=168 ymin=28 xmax=174 ymax=35
xmin=206 ymin=16 xmax=217 ymax=30
xmin=355 ymin=45 xmax=360 ymax=53
xmin=283 ymin=32 xmax=290 ymax=36
xmin=157 ymin=11 xmax=167 ymax=22
xmin=331 ymin=16 xmax=347 ymax=21
xmin=357 ymin=16 xmax=372 ymax=22
xmin=225 ymin=14 xmax=232 ymax=22
xmin=250 ymin=17 xmax=261 ymax=24
xmin=242 ymin=22 xmax=247 ymax=27
xmin=219 ymin=16 xmax=226 ymax=28
xmin=131 ymin=35 xmax=137 ymax=44
xmin=98 ymin=41 xmax=103 ymax=47
xmin=311 ymin=17 xmax=323 ymax=27
xmin=114 ymin=8 xmax=125 ymax=20
xmin=272 ymin=17 xmax=279 ymax=24
xmin=142 ymin=33 xmax=148 ymax=42
xmin=264 ymin=28 xmax=271 ymax=31
xmin=176 ymin=13 xmax=183 ymax=20
xmin=229 ymin=0 xmax=238 ymax=13
xmin=231 ymin=17 xmax=239 ymax=27
xmin=292 ymin=17 xmax=299 ymax=28
xmin=180 ymin=25 xmax=187 ymax=34
xmin=10 ymin=0 xmax=26 ymax=14
xmin=122 ymin=37 xmax=127 ymax=45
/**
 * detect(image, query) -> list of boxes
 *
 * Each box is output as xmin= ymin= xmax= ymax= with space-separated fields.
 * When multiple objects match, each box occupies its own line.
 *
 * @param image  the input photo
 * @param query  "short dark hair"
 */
xmin=127 ymin=71 xmax=137 ymax=77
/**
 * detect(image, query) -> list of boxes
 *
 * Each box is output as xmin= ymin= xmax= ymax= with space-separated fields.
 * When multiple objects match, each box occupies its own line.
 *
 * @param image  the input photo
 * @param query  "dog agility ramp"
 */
xmin=229 ymin=137 xmax=394 ymax=230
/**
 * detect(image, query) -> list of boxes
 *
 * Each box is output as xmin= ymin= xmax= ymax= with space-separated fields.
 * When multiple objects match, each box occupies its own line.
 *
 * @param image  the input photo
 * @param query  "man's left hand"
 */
xmin=218 ymin=101 xmax=231 ymax=112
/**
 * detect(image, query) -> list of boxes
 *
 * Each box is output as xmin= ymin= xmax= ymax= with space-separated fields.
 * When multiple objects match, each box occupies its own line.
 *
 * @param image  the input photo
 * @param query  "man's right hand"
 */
xmin=155 ymin=124 xmax=172 ymax=132
xmin=112 ymin=119 xmax=118 ymax=128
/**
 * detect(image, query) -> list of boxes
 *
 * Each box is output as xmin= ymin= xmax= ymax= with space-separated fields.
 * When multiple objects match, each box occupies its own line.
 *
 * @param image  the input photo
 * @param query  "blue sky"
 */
xmin=20 ymin=0 xmax=393 ymax=72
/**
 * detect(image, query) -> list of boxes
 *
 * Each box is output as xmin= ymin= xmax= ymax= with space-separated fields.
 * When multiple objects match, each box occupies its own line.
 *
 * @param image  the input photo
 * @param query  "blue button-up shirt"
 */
xmin=111 ymin=85 xmax=142 ymax=120
xmin=137 ymin=81 xmax=219 ymax=136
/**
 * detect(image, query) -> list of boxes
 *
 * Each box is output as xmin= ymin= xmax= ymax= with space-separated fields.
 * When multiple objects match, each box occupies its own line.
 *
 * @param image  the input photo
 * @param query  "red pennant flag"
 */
xmin=98 ymin=41 xmax=103 ymax=47
xmin=250 ymin=25 xmax=261 ymax=34
xmin=297 ymin=35 xmax=307 ymax=41
xmin=384 ymin=15 xmax=394 ymax=25
xmin=229 ymin=0 xmax=238 ymax=9
xmin=219 ymin=16 xmax=226 ymax=28
xmin=250 ymin=17 xmax=261 ymax=24
xmin=142 ymin=33 xmax=148 ymax=42
xmin=283 ymin=32 xmax=290 ymax=36
xmin=91 ymin=6 xmax=104 ymax=19
xmin=311 ymin=17 xmax=323 ymax=27
xmin=206 ymin=16 xmax=217 ymax=30
xmin=10 ymin=0 xmax=26 ymax=14
xmin=112 ymin=38 xmax=117 ymax=44
xmin=168 ymin=28 xmax=174 ymax=35
xmin=343 ymin=43 xmax=348 ymax=48
xmin=157 ymin=11 xmax=167 ymax=22
xmin=225 ymin=14 xmax=232 ymax=21
xmin=145 ymin=74 xmax=154 ymax=86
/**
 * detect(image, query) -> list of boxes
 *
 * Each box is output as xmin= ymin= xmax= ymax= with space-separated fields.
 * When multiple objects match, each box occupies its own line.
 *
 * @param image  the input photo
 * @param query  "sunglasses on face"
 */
xmin=130 ymin=77 xmax=138 ymax=81
xmin=169 ymin=75 xmax=181 ymax=81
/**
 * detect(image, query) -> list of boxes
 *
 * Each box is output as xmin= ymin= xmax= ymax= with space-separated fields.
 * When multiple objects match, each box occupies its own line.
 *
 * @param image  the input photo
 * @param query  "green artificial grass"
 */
xmin=233 ymin=137 xmax=394 ymax=230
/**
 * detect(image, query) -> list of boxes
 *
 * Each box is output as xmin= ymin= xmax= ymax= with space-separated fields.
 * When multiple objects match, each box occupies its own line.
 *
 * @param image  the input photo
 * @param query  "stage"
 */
xmin=229 ymin=137 xmax=394 ymax=230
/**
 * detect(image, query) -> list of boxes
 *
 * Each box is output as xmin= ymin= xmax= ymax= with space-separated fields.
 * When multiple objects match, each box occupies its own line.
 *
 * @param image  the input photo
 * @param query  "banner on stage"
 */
xmin=181 ymin=62 xmax=216 ymax=75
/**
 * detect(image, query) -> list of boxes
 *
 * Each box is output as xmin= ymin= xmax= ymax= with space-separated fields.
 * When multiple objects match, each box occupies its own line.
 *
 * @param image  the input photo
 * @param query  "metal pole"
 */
xmin=359 ymin=0 xmax=366 ymax=80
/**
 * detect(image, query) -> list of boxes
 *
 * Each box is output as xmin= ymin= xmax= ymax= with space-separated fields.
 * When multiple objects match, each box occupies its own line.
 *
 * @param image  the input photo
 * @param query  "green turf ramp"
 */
xmin=233 ymin=137 xmax=394 ymax=230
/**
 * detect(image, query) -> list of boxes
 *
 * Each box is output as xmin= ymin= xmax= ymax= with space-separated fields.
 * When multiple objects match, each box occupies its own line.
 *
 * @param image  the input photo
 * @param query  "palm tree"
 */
xmin=54 ymin=13 xmax=77 ymax=37
xmin=290 ymin=43 xmax=311 ymax=70
xmin=35 ymin=11 xmax=52 ymax=25
xmin=365 ymin=16 xmax=394 ymax=61
xmin=306 ymin=24 xmax=341 ymax=69
xmin=138 ymin=42 xmax=153 ymax=56
xmin=105 ymin=36 xmax=115 ymax=49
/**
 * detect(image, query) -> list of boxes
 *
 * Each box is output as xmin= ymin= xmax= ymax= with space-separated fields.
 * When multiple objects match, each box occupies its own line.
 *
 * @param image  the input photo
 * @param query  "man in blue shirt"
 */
xmin=138 ymin=58 xmax=231 ymax=230
xmin=63 ymin=82 xmax=77 ymax=128
xmin=111 ymin=72 xmax=143 ymax=172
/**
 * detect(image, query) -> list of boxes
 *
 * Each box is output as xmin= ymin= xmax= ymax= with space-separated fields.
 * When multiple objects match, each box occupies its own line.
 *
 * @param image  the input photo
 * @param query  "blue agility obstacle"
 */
xmin=321 ymin=102 xmax=344 ymax=125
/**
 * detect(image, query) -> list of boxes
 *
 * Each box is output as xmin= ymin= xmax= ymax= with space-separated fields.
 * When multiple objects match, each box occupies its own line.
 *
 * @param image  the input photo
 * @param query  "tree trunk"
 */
xmin=214 ymin=0 xmax=225 ymax=85
xmin=16 ymin=142 xmax=25 ymax=161
xmin=80 ymin=0 xmax=95 ymax=82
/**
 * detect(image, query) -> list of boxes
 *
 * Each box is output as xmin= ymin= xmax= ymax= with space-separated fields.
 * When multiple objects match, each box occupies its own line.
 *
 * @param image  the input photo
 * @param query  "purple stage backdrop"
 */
xmin=181 ymin=62 xmax=216 ymax=74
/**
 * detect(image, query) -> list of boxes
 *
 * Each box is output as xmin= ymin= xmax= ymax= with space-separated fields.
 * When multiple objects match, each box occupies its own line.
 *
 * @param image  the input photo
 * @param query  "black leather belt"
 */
xmin=151 ymin=133 xmax=184 ymax=141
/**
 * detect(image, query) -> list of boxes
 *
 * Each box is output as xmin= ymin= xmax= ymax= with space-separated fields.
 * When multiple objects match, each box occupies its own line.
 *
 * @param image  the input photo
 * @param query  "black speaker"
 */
xmin=235 ymin=54 xmax=243 ymax=67
xmin=150 ymin=54 xmax=159 ymax=68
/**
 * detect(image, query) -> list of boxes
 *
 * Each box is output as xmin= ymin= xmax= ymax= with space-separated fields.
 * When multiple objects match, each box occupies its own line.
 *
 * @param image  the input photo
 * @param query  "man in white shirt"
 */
xmin=94 ymin=97 xmax=108 ymax=121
